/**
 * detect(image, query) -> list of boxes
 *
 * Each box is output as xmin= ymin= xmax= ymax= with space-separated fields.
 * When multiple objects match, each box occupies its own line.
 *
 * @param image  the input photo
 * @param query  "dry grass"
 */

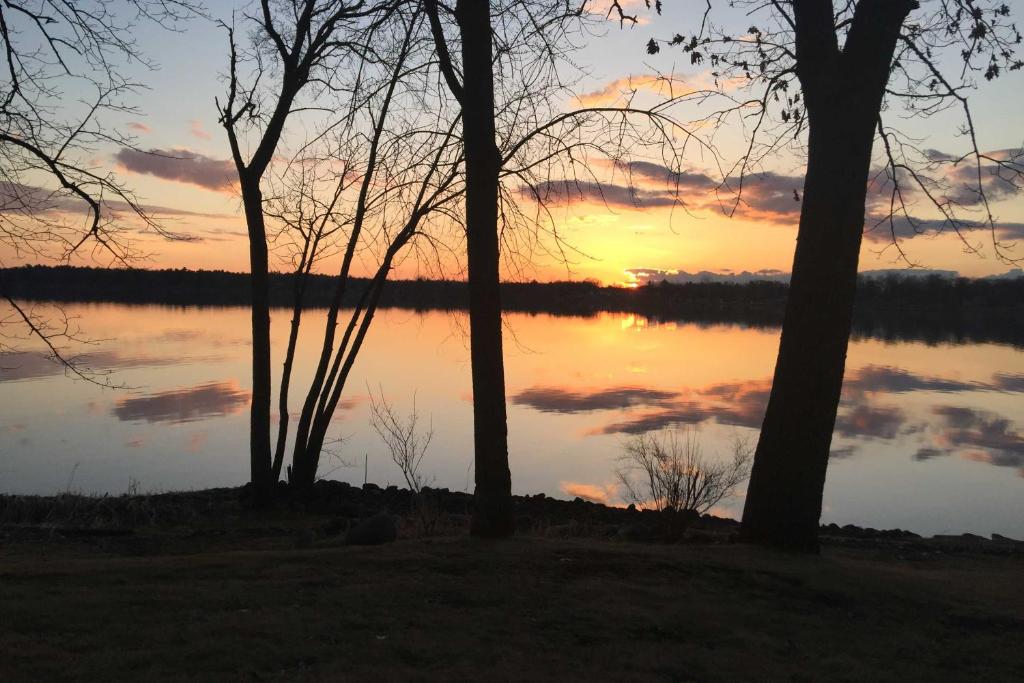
xmin=0 ymin=489 xmax=235 ymax=530
xmin=0 ymin=531 xmax=1021 ymax=682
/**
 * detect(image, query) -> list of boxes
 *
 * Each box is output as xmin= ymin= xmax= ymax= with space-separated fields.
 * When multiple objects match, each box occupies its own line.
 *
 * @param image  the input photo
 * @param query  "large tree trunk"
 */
xmin=456 ymin=0 xmax=514 ymax=538
xmin=740 ymin=0 xmax=914 ymax=551
xmin=242 ymin=179 xmax=275 ymax=504
xmin=739 ymin=113 xmax=874 ymax=551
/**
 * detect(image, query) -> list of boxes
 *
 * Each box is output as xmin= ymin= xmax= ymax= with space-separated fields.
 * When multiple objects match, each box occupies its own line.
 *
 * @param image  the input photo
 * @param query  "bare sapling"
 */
xmin=617 ymin=428 xmax=751 ymax=536
xmin=369 ymin=388 xmax=441 ymax=535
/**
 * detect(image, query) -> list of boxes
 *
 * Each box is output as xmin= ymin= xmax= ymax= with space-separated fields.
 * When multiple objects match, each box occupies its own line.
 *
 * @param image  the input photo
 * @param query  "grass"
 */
xmin=1 ymin=524 xmax=1022 ymax=682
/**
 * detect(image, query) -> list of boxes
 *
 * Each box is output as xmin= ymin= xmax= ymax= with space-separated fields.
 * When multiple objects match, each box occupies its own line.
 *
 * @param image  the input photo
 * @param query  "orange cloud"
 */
xmin=575 ymin=70 xmax=745 ymax=107
xmin=576 ymin=74 xmax=667 ymax=107
xmin=560 ymin=481 xmax=616 ymax=505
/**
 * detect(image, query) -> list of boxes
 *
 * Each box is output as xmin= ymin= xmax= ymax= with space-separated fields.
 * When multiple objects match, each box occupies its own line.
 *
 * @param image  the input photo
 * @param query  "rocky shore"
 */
xmin=2 ymin=480 xmax=1020 ymax=557
xmin=3 ymin=481 xmax=1022 ymax=681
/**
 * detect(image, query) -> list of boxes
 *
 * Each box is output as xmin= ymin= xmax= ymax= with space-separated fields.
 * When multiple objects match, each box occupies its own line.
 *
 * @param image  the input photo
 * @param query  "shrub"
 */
xmin=616 ymin=429 xmax=751 ymax=517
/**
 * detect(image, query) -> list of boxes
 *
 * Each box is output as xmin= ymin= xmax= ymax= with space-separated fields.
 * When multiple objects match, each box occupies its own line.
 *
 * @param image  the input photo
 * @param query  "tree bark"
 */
xmin=456 ymin=0 xmax=514 ymax=538
xmin=739 ymin=114 xmax=873 ymax=551
xmin=272 ymin=269 xmax=310 ymax=483
xmin=241 ymin=178 xmax=275 ymax=504
xmin=740 ymin=0 xmax=915 ymax=551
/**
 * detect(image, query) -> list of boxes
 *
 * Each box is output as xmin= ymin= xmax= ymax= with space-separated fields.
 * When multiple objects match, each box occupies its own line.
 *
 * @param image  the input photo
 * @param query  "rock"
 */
xmin=700 ymin=513 xmax=741 ymax=531
xmin=544 ymin=521 xmax=580 ymax=538
xmin=683 ymin=530 xmax=715 ymax=544
xmin=344 ymin=513 xmax=398 ymax=546
xmin=879 ymin=528 xmax=920 ymax=539
xmin=618 ymin=522 xmax=656 ymax=542
xmin=314 ymin=480 xmax=352 ymax=498
xmin=321 ymin=517 xmax=349 ymax=537
xmin=933 ymin=533 xmax=989 ymax=544
xmin=991 ymin=533 xmax=1023 ymax=545
xmin=332 ymin=501 xmax=361 ymax=518
xmin=294 ymin=528 xmax=316 ymax=548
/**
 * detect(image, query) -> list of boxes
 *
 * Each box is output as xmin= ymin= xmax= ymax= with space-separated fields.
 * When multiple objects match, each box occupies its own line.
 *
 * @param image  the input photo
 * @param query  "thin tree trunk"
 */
xmin=740 ymin=0 xmax=915 ymax=550
xmin=456 ymin=0 xmax=514 ymax=538
xmin=272 ymin=270 xmax=310 ymax=482
xmin=286 ymin=27 xmax=415 ymax=491
xmin=289 ymin=284 xmax=372 ymax=488
xmin=294 ymin=208 xmax=423 ymax=487
xmin=242 ymin=179 xmax=274 ymax=504
xmin=301 ymin=275 xmax=388 ymax=477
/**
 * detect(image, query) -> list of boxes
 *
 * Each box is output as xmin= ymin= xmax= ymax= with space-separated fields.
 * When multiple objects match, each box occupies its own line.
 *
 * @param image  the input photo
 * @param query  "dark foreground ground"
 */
xmin=1 ymin=486 xmax=1022 ymax=682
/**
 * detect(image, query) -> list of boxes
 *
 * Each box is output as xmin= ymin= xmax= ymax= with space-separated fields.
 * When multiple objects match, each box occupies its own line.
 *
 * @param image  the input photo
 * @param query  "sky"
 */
xmin=4 ymin=0 xmax=1023 ymax=285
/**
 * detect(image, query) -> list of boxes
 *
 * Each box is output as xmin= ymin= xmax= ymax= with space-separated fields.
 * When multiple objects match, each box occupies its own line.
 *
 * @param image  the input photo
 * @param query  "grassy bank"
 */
xmin=1 ymin=487 xmax=1022 ymax=681
xmin=1 ymin=534 xmax=1022 ymax=681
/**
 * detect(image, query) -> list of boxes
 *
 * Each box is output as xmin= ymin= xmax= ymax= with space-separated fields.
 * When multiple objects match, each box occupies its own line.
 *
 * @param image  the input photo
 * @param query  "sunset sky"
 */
xmin=5 ymin=0 xmax=1022 ymax=285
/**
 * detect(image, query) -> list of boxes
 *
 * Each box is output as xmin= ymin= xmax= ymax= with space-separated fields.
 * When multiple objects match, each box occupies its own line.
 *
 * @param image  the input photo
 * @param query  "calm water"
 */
xmin=1 ymin=302 xmax=1021 ymax=537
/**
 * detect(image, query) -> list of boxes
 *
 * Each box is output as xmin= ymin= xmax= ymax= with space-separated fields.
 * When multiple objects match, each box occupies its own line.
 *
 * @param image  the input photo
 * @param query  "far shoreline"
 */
xmin=5 ymin=264 xmax=1024 ymax=349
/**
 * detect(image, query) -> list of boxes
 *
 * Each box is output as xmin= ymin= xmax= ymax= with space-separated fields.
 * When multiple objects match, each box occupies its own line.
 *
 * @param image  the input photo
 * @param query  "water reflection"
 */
xmin=585 ymin=402 xmax=714 ymax=435
xmin=113 ymin=381 xmax=249 ymax=424
xmin=512 ymin=362 xmax=1024 ymax=482
xmin=926 ymin=406 xmax=1024 ymax=476
xmin=834 ymin=404 xmax=909 ymax=440
xmin=843 ymin=365 xmax=980 ymax=393
xmin=0 ymin=302 xmax=1021 ymax=536
xmin=511 ymin=386 xmax=680 ymax=413
xmin=0 ymin=350 xmax=190 ymax=382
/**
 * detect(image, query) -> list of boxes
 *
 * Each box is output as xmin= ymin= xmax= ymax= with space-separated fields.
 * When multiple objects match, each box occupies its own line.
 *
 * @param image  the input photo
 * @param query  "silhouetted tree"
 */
xmin=423 ymin=0 xmax=711 ymax=537
xmin=643 ymin=0 xmax=1023 ymax=550
xmin=284 ymin=14 xmax=464 ymax=490
xmin=424 ymin=0 xmax=513 ymax=536
xmin=217 ymin=0 xmax=396 ymax=503
xmin=221 ymin=3 xmax=469 ymax=494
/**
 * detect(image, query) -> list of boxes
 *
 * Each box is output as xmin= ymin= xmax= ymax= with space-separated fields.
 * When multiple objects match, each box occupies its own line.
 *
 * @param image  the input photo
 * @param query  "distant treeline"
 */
xmin=3 ymin=265 xmax=1023 ymax=347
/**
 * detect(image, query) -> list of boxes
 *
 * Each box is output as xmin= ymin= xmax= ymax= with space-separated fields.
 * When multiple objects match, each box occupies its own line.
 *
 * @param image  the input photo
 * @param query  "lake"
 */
xmin=1 ymin=302 xmax=1021 ymax=537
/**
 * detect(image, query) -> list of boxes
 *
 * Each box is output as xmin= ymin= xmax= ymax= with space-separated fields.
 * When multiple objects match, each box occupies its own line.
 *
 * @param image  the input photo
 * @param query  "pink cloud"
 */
xmin=190 ymin=119 xmax=213 ymax=141
xmin=114 ymin=147 xmax=236 ymax=192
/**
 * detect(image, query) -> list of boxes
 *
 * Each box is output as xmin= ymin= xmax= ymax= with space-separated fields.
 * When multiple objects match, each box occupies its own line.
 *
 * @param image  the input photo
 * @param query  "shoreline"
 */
xmin=5 ymin=264 xmax=1024 ymax=349
xmin=2 ymin=482 xmax=1021 ymax=681
xmin=2 ymin=481 xmax=1020 ymax=552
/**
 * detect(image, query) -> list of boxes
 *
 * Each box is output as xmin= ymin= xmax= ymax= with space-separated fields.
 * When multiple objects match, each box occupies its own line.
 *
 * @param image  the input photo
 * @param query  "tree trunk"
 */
xmin=242 ymin=179 xmax=275 ymax=504
xmin=272 ymin=271 xmax=308 ymax=482
xmin=456 ymin=0 xmax=514 ymax=538
xmin=739 ymin=113 xmax=873 ymax=551
xmin=740 ymin=0 xmax=914 ymax=551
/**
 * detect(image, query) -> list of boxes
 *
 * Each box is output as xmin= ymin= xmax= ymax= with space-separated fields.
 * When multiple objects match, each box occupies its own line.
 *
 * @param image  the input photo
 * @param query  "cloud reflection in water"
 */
xmin=113 ymin=381 xmax=249 ymax=424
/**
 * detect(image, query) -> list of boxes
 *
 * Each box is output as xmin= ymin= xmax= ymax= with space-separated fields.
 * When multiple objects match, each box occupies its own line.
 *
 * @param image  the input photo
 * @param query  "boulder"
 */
xmin=321 ymin=517 xmax=349 ymax=537
xmin=618 ymin=522 xmax=657 ymax=542
xmin=344 ymin=513 xmax=398 ymax=546
xmin=991 ymin=533 xmax=1023 ymax=546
